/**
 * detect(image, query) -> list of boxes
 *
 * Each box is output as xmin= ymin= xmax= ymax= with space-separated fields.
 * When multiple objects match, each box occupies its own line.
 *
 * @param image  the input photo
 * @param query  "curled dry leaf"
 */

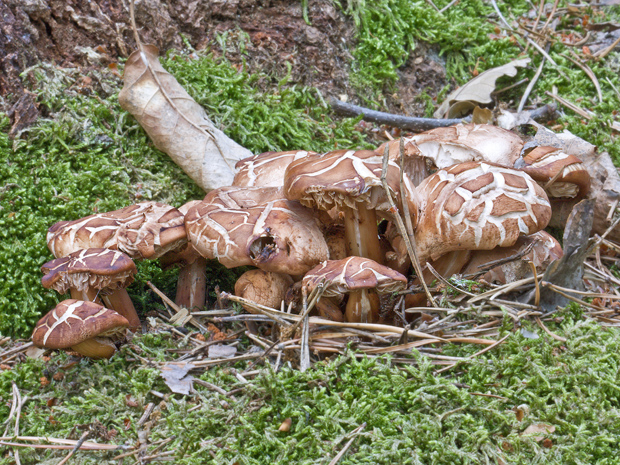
xmin=521 ymin=423 xmax=556 ymax=442
xmin=119 ymin=45 xmax=253 ymax=191
xmin=435 ymin=58 xmax=531 ymax=118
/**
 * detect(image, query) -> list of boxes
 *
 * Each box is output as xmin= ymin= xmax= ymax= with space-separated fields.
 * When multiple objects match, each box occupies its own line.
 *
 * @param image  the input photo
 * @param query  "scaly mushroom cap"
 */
xmin=404 ymin=123 xmax=524 ymax=170
xmin=41 ymin=248 xmax=137 ymax=295
xmin=415 ymin=162 xmax=552 ymax=262
xmin=47 ymin=202 xmax=187 ymax=259
xmin=461 ymin=230 xmax=563 ymax=284
xmin=31 ymin=299 xmax=129 ymax=351
xmin=283 ymin=149 xmax=416 ymax=220
xmin=234 ymin=269 xmax=294 ymax=312
xmin=302 ymin=257 xmax=407 ymax=298
xmin=518 ymin=146 xmax=590 ymax=199
xmin=233 ymin=150 xmax=316 ymax=187
xmin=185 ymin=186 xmax=329 ymax=275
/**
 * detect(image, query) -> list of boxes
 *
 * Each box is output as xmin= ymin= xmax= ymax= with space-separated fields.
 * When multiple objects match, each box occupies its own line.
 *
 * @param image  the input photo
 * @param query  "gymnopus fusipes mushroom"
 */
xmin=414 ymin=162 xmax=552 ymax=264
xmin=46 ymin=201 xmax=187 ymax=260
xmin=41 ymin=248 xmax=140 ymax=331
xmin=185 ymin=186 xmax=329 ymax=276
xmin=302 ymin=257 xmax=407 ymax=323
xmin=32 ymin=299 xmax=130 ymax=359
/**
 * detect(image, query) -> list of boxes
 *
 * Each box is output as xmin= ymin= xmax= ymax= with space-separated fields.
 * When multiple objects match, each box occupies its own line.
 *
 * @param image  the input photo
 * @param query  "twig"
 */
xmin=146 ymin=281 xmax=207 ymax=331
xmin=220 ymin=294 xmax=292 ymax=326
xmin=381 ymin=144 xmax=436 ymax=306
xmin=438 ymin=0 xmax=459 ymax=14
xmin=426 ymin=263 xmax=476 ymax=297
xmin=328 ymin=423 xmax=366 ymax=465
xmin=300 ymin=290 xmax=311 ymax=373
xmin=530 ymin=261 xmax=541 ymax=307
xmin=563 ymin=52 xmax=603 ymax=102
xmin=435 ymin=333 xmax=511 ymax=374
xmin=518 ymin=56 xmax=546 ymax=112
xmin=593 ymin=36 xmax=620 ymax=59
xmin=330 ymin=97 xmax=471 ymax=131
xmin=56 ymin=431 xmax=90 ymax=465
xmin=535 ymin=317 xmax=567 ymax=342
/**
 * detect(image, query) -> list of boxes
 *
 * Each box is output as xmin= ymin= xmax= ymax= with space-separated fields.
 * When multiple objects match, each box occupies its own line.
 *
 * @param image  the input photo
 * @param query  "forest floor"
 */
xmin=1 ymin=0 xmax=620 ymax=463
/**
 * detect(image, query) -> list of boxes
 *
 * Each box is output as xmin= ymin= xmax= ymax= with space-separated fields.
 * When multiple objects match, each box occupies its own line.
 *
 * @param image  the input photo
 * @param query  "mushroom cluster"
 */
xmin=32 ymin=123 xmax=591 ymax=357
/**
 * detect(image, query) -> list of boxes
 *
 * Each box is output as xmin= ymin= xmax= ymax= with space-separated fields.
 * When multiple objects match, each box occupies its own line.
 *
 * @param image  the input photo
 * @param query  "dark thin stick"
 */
xmin=56 ymin=431 xmax=90 ymax=465
xmin=330 ymin=98 xmax=471 ymax=131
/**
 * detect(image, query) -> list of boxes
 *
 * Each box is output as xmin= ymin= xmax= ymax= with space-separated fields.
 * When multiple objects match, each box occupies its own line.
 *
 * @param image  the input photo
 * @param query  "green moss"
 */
xmin=2 ymin=318 xmax=620 ymax=464
xmin=0 ymin=49 xmax=368 ymax=338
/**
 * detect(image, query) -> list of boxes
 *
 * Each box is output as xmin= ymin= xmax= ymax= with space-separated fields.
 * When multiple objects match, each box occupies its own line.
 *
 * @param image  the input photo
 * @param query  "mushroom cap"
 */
xmin=283 ymin=149 xmax=416 ymax=219
xmin=302 ymin=256 xmax=407 ymax=298
xmin=461 ymin=231 xmax=563 ymax=284
xmin=47 ymin=202 xmax=187 ymax=260
xmin=415 ymin=162 xmax=552 ymax=262
xmin=31 ymin=299 xmax=129 ymax=350
xmin=233 ymin=150 xmax=316 ymax=187
xmin=41 ymin=248 xmax=137 ymax=295
xmin=404 ymin=123 xmax=524 ymax=169
xmin=234 ymin=269 xmax=294 ymax=312
xmin=185 ymin=186 xmax=329 ymax=275
xmin=518 ymin=146 xmax=590 ymax=199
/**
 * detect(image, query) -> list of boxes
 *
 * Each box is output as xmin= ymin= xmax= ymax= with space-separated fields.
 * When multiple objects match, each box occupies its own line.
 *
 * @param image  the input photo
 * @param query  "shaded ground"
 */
xmin=1 ymin=0 xmax=446 ymax=135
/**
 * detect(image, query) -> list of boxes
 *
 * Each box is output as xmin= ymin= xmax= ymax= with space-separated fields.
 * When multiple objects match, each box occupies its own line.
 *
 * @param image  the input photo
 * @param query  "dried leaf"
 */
xmin=160 ymin=361 xmax=195 ymax=395
xmin=208 ymin=344 xmax=238 ymax=359
xmin=522 ymin=423 xmax=556 ymax=442
xmin=435 ymin=58 xmax=530 ymax=118
xmin=119 ymin=45 xmax=253 ymax=191
xmin=25 ymin=346 xmax=46 ymax=359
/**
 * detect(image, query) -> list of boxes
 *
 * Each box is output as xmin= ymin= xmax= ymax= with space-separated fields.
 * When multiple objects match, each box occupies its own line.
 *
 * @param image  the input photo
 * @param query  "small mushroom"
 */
xmin=233 ymin=150 xmax=316 ymax=187
xmin=185 ymin=186 xmax=329 ymax=275
xmin=302 ymin=257 xmax=407 ymax=323
xmin=47 ymin=201 xmax=187 ymax=259
xmin=41 ymin=248 xmax=140 ymax=331
xmin=234 ymin=269 xmax=294 ymax=313
xmin=31 ymin=299 xmax=129 ymax=359
xmin=414 ymin=162 xmax=552 ymax=263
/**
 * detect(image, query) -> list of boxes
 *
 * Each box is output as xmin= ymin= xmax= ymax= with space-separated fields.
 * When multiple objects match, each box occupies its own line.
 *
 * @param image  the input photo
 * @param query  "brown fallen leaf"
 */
xmin=435 ymin=58 xmax=530 ymax=118
xmin=119 ymin=45 xmax=253 ymax=191
xmin=522 ymin=423 xmax=556 ymax=442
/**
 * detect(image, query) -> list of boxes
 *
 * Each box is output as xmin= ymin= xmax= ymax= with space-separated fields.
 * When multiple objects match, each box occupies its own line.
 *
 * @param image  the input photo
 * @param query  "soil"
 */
xmin=1 ymin=0 xmax=447 ymax=135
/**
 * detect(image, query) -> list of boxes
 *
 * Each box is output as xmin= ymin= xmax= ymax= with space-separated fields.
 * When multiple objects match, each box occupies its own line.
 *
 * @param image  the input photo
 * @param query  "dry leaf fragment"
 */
xmin=119 ymin=45 xmax=253 ymax=191
xmin=160 ymin=361 xmax=195 ymax=395
xmin=435 ymin=58 xmax=531 ymax=118
xmin=208 ymin=344 xmax=237 ymax=359
xmin=522 ymin=423 xmax=556 ymax=442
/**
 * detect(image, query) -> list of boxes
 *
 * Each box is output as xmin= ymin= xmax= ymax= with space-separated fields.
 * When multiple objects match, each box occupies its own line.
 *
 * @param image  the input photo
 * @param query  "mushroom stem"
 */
xmin=343 ymin=206 xmax=383 ymax=264
xmin=345 ymin=289 xmax=380 ymax=323
xmin=71 ymin=337 xmax=117 ymax=359
xmin=101 ymin=290 xmax=141 ymax=332
xmin=175 ymin=256 xmax=207 ymax=311
xmin=70 ymin=287 xmax=103 ymax=305
xmin=316 ymin=297 xmax=345 ymax=322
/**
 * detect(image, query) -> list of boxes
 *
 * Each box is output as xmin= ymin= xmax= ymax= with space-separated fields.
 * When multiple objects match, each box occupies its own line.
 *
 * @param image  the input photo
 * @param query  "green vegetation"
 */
xmin=0 ymin=52 xmax=367 ymax=337
xmin=2 ymin=316 xmax=620 ymax=464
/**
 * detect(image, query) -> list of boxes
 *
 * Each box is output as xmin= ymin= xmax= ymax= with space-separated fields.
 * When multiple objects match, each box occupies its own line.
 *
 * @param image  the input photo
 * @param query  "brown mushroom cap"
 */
xmin=404 ymin=123 xmax=524 ymax=169
xmin=31 ymin=299 xmax=129 ymax=355
xmin=461 ymin=230 xmax=563 ymax=284
xmin=415 ymin=162 xmax=552 ymax=263
xmin=302 ymin=257 xmax=408 ymax=298
xmin=284 ymin=149 xmax=414 ymax=216
xmin=185 ymin=186 xmax=329 ymax=275
xmin=233 ymin=150 xmax=316 ymax=187
xmin=518 ymin=146 xmax=590 ymax=199
xmin=47 ymin=202 xmax=187 ymax=259
xmin=41 ymin=248 xmax=137 ymax=295
xmin=234 ymin=269 xmax=294 ymax=312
